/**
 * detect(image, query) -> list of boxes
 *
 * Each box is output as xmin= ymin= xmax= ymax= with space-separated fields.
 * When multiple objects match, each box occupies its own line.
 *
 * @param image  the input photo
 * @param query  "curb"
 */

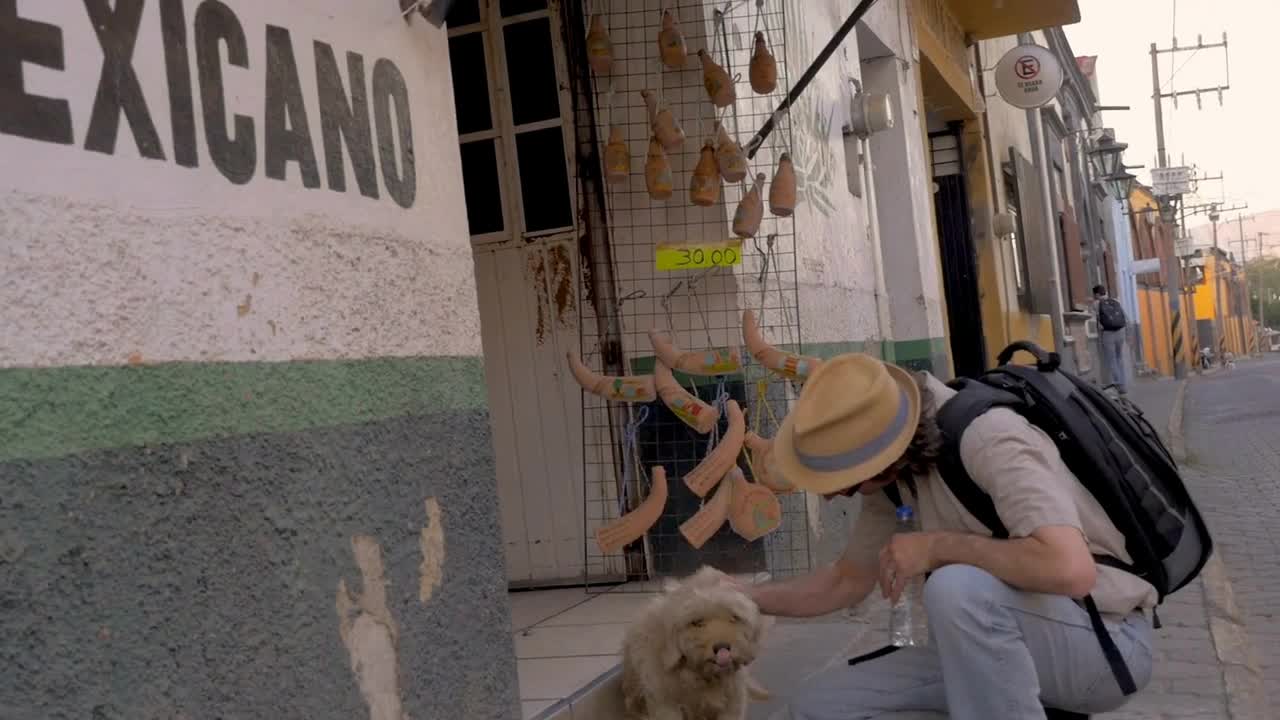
xmin=1170 ymin=378 xmax=1269 ymax=719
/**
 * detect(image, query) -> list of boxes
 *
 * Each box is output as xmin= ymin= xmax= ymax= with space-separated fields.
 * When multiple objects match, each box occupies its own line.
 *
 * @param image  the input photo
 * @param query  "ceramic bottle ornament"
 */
xmin=733 ymin=173 xmax=766 ymax=238
xmin=586 ymin=15 xmax=614 ymax=75
xmin=769 ymin=153 xmax=796 ymax=216
xmin=714 ymin=122 xmax=747 ymax=183
xmin=749 ymin=31 xmax=777 ymax=94
xmin=698 ymin=49 xmax=736 ymax=108
xmin=645 ymin=136 xmax=674 ymax=200
xmin=641 ymin=89 xmax=684 ymax=151
xmin=604 ymin=125 xmax=630 ymax=184
xmin=689 ymin=142 xmax=721 ymax=207
xmin=657 ymin=10 xmax=687 ymax=69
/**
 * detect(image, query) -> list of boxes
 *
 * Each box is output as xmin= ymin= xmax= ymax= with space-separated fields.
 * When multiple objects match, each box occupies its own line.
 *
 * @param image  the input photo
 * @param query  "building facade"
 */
xmin=2 ymin=0 xmax=1093 ymax=717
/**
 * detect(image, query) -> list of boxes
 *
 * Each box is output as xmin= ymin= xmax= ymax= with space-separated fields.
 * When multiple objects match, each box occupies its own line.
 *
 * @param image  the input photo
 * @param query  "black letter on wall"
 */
xmin=315 ymin=42 xmax=377 ymax=198
xmin=264 ymin=26 xmax=320 ymax=188
xmin=0 ymin=0 xmax=73 ymax=144
xmin=371 ymin=59 xmax=415 ymax=209
xmin=195 ymin=0 xmax=254 ymax=184
xmin=160 ymin=0 xmax=197 ymax=167
xmin=83 ymin=0 xmax=166 ymax=159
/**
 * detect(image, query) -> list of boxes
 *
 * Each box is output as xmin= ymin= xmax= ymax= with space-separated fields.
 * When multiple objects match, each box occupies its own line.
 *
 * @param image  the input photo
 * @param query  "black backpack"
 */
xmin=1098 ymin=297 xmax=1127 ymax=331
xmin=889 ymin=341 xmax=1212 ymax=696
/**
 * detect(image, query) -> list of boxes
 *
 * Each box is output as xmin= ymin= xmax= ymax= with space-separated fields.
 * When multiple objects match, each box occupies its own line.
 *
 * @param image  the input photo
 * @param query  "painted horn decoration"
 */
xmin=654 ymin=360 xmax=720 ymax=434
xmin=742 ymin=309 xmax=821 ymax=383
xmin=679 ymin=469 xmax=733 ymax=549
xmin=648 ymin=329 xmax=742 ymax=376
xmin=595 ymin=466 xmax=668 ymax=554
xmin=748 ymin=31 xmax=778 ymax=94
xmin=733 ymin=173 xmax=766 ymax=239
xmin=642 ymin=89 xmax=685 ymax=152
xmin=744 ymin=430 xmax=796 ymax=494
xmin=727 ymin=466 xmax=783 ymax=542
xmin=684 ymin=400 xmax=746 ymax=497
xmin=769 ymin=153 xmax=797 ymax=217
xmin=698 ymin=49 xmax=736 ymax=108
xmin=566 ymin=351 xmax=658 ymax=403
xmin=586 ymin=14 xmax=614 ymax=74
xmin=604 ymin=125 xmax=630 ymax=184
xmin=714 ymin=122 xmax=748 ymax=183
xmin=657 ymin=10 xmax=688 ymax=69
xmin=689 ymin=142 xmax=721 ymax=207
xmin=645 ymin=136 xmax=674 ymax=201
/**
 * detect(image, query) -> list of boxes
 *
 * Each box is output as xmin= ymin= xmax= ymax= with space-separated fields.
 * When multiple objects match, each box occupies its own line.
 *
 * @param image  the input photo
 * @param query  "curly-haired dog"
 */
xmin=621 ymin=566 xmax=770 ymax=720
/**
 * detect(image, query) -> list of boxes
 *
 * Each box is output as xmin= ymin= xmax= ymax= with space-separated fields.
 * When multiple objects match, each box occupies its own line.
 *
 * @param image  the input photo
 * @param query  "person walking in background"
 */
xmin=1094 ymin=285 xmax=1129 ymax=395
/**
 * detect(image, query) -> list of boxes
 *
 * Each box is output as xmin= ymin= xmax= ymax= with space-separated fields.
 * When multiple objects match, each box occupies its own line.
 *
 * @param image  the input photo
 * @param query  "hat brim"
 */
xmin=772 ymin=362 xmax=922 ymax=496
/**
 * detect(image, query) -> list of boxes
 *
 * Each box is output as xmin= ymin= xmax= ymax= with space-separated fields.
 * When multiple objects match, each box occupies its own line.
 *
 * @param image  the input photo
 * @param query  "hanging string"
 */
xmin=704 ymin=377 xmax=730 ymax=456
xmin=619 ymin=405 xmax=650 ymax=516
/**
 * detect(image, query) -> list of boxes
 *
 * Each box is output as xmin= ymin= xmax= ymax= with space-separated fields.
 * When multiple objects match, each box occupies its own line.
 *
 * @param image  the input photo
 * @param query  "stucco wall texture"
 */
xmin=1 ymin=411 xmax=518 ymax=720
xmin=1 ymin=1 xmax=517 ymax=718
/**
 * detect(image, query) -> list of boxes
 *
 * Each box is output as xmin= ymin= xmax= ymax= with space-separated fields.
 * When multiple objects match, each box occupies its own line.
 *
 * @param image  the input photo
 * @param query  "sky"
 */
xmin=1063 ymin=1 xmax=1280 ymax=226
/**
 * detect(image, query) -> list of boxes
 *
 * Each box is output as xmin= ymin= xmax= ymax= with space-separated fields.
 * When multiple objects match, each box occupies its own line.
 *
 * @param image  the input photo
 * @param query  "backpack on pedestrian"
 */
xmin=922 ymin=341 xmax=1213 ymax=697
xmin=1097 ymin=297 xmax=1127 ymax=331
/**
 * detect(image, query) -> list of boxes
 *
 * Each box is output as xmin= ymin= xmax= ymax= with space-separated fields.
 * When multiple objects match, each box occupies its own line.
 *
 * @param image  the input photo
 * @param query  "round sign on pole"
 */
xmin=994 ymin=44 xmax=1063 ymax=109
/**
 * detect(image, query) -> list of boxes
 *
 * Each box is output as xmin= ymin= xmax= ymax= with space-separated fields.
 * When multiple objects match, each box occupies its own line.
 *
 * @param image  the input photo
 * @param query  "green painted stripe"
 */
xmin=0 ymin=357 xmax=486 ymax=463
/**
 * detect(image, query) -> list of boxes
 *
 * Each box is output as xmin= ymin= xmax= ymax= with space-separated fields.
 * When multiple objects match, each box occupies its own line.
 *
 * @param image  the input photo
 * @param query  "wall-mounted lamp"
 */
xmin=400 ymin=0 xmax=451 ymax=27
xmin=993 ymin=211 xmax=1018 ymax=238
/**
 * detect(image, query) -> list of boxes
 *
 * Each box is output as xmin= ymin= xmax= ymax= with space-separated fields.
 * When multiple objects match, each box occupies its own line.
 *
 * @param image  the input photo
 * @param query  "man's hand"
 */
xmin=878 ymin=532 xmax=939 ymax=604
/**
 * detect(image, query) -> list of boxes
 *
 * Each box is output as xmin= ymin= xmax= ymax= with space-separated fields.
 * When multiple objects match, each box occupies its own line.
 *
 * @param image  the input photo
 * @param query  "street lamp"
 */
xmin=1088 ymin=133 xmax=1129 ymax=200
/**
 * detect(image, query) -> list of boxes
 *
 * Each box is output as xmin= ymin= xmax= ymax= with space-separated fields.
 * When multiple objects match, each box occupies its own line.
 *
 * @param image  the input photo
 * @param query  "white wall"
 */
xmin=0 ymin=0 xmax=479 ymax=367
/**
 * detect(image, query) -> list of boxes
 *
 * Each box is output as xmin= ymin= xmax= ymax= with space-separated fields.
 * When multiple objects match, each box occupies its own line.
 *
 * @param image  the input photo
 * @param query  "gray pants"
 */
xmin=784 ymin=565 xmax=1153 ymax=719
xmin=1101 ymin=330 xmax=1127 ymax=393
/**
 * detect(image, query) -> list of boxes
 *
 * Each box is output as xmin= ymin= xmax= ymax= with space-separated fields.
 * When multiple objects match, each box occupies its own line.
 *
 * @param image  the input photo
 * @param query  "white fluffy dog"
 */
xmin=621 ymin=566 xmax=770 ymax=720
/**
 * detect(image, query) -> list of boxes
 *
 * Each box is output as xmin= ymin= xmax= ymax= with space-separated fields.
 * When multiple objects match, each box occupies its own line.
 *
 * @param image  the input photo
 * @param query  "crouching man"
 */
xmin=745 ymin=354 xmax=1154 ymax=719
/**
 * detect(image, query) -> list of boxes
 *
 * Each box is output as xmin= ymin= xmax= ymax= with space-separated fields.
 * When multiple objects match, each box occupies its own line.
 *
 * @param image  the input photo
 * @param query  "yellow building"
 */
xmin=1188 ymin=249 xmax=1252 ymax=359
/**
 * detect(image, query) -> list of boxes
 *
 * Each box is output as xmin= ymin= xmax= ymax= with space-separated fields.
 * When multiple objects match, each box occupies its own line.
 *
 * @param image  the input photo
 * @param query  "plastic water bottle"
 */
xmin=889 ymin=504 xmax=927 ymax=647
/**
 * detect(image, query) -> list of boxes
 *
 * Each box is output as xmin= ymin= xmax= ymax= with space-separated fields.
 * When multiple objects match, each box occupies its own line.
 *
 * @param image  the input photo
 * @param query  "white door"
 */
xmin=446 ymin=0 xmax=591 ymax=586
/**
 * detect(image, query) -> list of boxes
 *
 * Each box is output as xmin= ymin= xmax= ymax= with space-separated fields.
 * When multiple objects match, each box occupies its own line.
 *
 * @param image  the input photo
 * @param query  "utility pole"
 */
xmin=1149 ymin=34 xmax=1229 ymax=375
xmin=1259 ymin=232 xmax=1274 ymax=337
xmin=1210 ymin=208 xmax=1225 ymax=362
xmin=1236 ymin=214 xmax=1252 ymax=355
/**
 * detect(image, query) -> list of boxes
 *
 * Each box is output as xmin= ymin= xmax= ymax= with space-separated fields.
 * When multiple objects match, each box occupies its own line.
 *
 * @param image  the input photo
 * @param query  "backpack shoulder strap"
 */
xmin=933 ymin=379 xmax=1024 ymax=540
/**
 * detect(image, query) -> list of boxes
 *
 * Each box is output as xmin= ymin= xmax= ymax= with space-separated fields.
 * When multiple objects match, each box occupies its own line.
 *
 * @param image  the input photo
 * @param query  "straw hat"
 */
xmin=772 ymin=353 xmax=922 ymax=495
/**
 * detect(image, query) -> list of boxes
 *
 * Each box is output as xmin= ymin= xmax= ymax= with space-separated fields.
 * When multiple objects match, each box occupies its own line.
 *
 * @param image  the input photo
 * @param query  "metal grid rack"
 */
xmin=574 ymin=0 xmax=811 ymax=592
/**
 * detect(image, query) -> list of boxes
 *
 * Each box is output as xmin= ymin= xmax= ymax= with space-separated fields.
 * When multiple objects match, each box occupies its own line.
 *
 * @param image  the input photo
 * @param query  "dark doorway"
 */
xmin=929 ymin=122 xmax=987 ymax=378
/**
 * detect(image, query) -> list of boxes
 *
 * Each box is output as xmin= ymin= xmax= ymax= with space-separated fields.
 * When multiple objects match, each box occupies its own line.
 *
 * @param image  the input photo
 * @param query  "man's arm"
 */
xmin=879 ymin=525 xmax=1097 ymax=602
xmin=749 ymin=547 xmax=878 ymax=617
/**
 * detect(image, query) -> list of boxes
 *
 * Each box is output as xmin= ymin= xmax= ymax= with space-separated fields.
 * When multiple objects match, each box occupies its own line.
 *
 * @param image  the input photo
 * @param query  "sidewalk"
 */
xmin=743 ymin=375 xmax=1245 ymax=719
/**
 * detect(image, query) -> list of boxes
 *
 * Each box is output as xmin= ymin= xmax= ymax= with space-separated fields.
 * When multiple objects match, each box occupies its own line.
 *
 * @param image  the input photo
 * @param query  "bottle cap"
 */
xmin=895 ymin=504 xmax=914 ymax=522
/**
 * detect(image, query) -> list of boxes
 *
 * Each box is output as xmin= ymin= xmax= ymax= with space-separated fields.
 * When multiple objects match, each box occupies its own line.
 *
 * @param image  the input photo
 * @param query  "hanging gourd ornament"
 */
xmin=748 ymin=31 xmax=777 ymax=94
xmin=645 ymin=136 xmax=674 ymax=201
xmin=690 ymin=142 xmax=721 ymax=207
xmin=733 ymin=173 xmax=766 ymax=238
xmin=714 ymin=122 xmax=748 ymax=183
xmin=595 ymin=466 xmax=669 ymax=554
xmin=657 ymin=10 xmax=688 ymax=69
xmin=769 ymin=153 xmax=797 ymax=217
xmin=604 ymin=125 xmax=630 ymax=184
xmin=698 ymin=49 xmax=736 ymax=108
xmin=586 ymin=15 xmax=614 ymax=75
xmin=641 ymin=89 xmax=685 ymax=152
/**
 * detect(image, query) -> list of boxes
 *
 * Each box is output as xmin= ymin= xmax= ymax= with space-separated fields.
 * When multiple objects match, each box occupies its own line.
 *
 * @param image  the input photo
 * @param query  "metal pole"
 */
xmin=1151 ymin=43 xmax=1167 ymax=169
xmin=1236 ymin=215 xmax=1252 ymax=355
xmin=1211 ymin=212 xmax=1224 ymax=362
xmin=1031 ymin=107 xmax=1069 ymax=358
xmin=1165 ymin=208 xmax=1187 ymax=378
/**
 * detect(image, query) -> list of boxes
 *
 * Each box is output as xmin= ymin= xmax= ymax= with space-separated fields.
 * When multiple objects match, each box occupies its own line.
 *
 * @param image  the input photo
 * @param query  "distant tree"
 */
xmin=1246 ymin=256 xmax=1280 ymax=328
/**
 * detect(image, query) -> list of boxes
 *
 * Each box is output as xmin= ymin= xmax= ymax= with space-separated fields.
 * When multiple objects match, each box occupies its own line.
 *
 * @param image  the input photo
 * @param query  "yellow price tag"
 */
xmin=655 ymin=240 xmax=744 ymax=271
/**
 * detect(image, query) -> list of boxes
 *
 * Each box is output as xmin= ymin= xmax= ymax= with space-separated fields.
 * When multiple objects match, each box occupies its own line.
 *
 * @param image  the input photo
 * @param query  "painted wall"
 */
xmin=0 ymin=2 xmax=516 ymax=718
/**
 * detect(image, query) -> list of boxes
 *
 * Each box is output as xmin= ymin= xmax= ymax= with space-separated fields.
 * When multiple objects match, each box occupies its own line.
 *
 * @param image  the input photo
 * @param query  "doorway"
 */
xmin=929 ymin=122 xmax=987 ymax=378
xmin=446 ymin=0 xmax=592 ymax=588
